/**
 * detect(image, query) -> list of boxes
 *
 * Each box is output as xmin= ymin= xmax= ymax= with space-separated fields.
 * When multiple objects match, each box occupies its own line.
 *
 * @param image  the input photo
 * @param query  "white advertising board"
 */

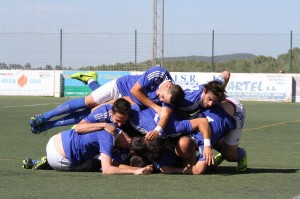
xmin=0 ymin=70 xmax=54 ymax=96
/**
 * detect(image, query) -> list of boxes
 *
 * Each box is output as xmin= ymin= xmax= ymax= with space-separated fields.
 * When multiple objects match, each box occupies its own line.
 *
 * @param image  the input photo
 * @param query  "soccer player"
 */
xmin=29 ymin=66 xmax=184 ymax=135
xmin=158 ymin=101 xmax=237 ymax=175
xmin=46 ymin=129 xmax=152 ymax=174
xmin=45 ymin=98 xmax=152 ymax=174
xmin=127 ymin=102 xmax=215 ymax=165
xmin=214 ymin=97 xmax=247 ymax=171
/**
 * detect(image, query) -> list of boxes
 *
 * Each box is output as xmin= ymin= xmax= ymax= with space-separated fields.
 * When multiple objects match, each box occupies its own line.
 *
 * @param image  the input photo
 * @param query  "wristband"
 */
xmin=154 ymin=125 xmax=163 ymax=135
xmin=204 ymin=139 xmax=211 ymax=146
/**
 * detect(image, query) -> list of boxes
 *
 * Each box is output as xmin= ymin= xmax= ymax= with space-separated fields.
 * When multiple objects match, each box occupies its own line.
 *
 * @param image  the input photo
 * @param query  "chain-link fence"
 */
xmin=1 ymin=31 xmax=300 ymax=72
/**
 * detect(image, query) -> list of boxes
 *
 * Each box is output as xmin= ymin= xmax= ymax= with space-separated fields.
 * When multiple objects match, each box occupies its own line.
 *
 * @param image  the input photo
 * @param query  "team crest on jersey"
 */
xmin=121 ymin=154 xmax=128 ymax=161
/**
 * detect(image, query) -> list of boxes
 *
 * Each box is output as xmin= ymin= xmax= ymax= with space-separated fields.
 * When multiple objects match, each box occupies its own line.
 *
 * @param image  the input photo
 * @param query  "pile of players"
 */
xmin=24 ymin=66 xmax=247 ymax=175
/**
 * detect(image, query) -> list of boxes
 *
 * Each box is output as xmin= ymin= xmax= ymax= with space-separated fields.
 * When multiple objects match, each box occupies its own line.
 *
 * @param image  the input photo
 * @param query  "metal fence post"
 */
xmin=212 ymin=30 xmax=215 ymax=72
xmin=289 ymin=30 xmax=293 ymax=73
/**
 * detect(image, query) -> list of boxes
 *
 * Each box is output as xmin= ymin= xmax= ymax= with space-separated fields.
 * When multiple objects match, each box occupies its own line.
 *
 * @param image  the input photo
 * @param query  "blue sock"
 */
xmin=46 ymin=109 xmax=91 ymax=130
xmin=43 ymin=98 xmax=86 ymax=120
xmin=88 ymin=81 xmax=100 ymax=91
xmin=237 ymin=147 xmax=245 ymax=161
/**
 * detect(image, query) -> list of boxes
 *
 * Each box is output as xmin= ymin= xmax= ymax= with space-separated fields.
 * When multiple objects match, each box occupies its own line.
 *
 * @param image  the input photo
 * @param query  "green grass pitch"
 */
xmin=0 ymin=96 xmax=299 ymax=199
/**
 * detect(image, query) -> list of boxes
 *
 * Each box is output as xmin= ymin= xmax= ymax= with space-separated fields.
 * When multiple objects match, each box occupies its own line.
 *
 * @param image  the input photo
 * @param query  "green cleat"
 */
xmin=237 ymin=150 xmax=247 ymax=172
xmin=32 ymin=156 xmax=52 ymax=170
xmin=214 ymin=153 xmax=225 ymax=166
xmin=71 ymin=71 xmax=97 ymax=84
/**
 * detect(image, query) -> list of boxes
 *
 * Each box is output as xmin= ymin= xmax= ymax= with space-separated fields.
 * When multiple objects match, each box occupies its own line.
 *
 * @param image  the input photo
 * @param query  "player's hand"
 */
xmin=203 ymin=146 xmax=214 ymax=166
xmin=135 ymin=165 xmax=153 ymax=175
xmin=145 ymin=130 xmax=160 ymax=141
xmin=104 ymin=124 xmax=116 ymax=135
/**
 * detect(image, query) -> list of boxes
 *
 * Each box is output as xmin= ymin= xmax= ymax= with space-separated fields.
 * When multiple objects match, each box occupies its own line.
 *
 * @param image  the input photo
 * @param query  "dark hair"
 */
xmin=169 ymin=84 xmax=185 ymax=105
xmin=203 ymin=81 xmax=227 ymax=102
xmin=112 ymin=98 xmax=131 ymax=115
xmin=130 ymin=155 xmax=149 ymax=167
xmin=129 ymin=136 xmax=165 ymax=163
xmin=146 ymin=136 xmax=165 ymax=162
xmin=129 ymin=136 xmax=147 ymax=156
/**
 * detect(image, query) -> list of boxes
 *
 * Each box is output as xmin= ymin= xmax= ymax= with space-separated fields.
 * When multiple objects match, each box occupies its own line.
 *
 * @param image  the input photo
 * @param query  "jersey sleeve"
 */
xmin=84 ymin=105 xmax=112 ymax=123
xmin=137 ymin=66 xmax=174 ymax=91
xmin=98 ymin=133 xmax=114 ymax=157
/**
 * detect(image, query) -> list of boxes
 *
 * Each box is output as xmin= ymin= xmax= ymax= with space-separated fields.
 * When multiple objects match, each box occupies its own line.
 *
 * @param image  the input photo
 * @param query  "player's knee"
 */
xmin=222 ymin=144 xmax=238 ymax=162
xmin=85 ymin=95 xmax=98 ymax=108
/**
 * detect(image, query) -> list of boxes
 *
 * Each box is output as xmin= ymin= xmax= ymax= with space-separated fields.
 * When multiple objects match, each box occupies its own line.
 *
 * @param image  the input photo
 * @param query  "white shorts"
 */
xmin=91 ymin=79 xmax=122 ymax=104
xmin=223 ymin=97 xmax=246 ymax=146
xmin=46 ymin=135 xmax=72 ymax=171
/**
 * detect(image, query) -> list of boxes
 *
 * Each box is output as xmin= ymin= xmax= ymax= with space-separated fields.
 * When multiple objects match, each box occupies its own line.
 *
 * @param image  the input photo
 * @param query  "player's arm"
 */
xmin=145 ymin=106 xmax=172 ymax=141
xmin=75 ymin=119 xmax=116 ymax=134
xmin=100 ymin=153 xmax=153 ymax=175
xmin=215 ymin=70 xmax=230 ymax=87
xmin=130 ymin=81 xmax=161 ymax=114
xmin=189 ymin=118 xmax=214 ymax=166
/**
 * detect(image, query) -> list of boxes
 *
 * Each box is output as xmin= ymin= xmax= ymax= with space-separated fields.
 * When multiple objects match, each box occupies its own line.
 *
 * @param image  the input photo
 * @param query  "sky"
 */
xmin=1 ymin=0 xmax=300 ymax=68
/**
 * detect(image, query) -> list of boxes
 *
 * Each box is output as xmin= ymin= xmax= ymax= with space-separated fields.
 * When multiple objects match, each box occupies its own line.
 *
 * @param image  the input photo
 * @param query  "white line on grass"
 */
xmin=0 ymin=103 xmax=60 ymax=109
xmin=244 ymin=119 xmax=300 ymax=132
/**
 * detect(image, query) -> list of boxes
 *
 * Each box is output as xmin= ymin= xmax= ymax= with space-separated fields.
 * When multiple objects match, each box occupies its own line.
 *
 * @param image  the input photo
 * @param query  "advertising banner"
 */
xmin=63 ymin=71 xmax=131 ymax=97
xmin=226 ymin=73 xmax=292 ymax=101
xmin=0 ymin=70 xmax=54 ymax=96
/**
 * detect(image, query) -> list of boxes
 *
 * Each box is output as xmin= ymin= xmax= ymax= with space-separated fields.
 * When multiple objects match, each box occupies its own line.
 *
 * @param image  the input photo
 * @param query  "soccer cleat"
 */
xmin=29 ymin=114 xmax=47 ymax=128
xmin=214 ymin=153 xmax=225 ymax=166
xmin=31 ymin=123 xmax=48 ymax=134
xmin=71 ymin=71 xmax=97 ymax=84
xmin=237 ymin=150 xmax=247 ymax=172
xmin=32 ymin=156 xmax=52 ymax=170
xmin=22 ymin=157 xmax=34 ymax=169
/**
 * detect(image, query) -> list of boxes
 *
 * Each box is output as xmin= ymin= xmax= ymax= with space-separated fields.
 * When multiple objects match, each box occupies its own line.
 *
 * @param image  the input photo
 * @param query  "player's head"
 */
xmin=175 ymin=136 xmax=196 ymax=159
xmin=129 ymin=136 xmax=147 ymax=155
xmin=111 ymin=98 xmax=131 ymax=127
xmin=202 ymin=81 xmax=227 ymax=108
xmin=129 ymin=136 xmax=165 ymax=163
xmin=156 ymin=81 xmax=185 ymax=105
xmin=146 ymin=136 xmax=165 ymax=162
xmin=130 ymin=155 xmax=150 ymax=167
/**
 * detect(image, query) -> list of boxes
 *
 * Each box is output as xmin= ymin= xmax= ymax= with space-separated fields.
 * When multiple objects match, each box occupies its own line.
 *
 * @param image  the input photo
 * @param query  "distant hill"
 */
xmin=163 ymin=53 xmax=257 ymax=63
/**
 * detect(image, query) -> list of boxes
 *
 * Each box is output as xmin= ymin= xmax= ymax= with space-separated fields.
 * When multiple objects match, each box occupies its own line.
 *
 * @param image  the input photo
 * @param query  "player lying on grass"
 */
xmin=24 ymin=98 xmax=153 ymax=174
xmin=29 ymin=66 xmax=185 ymax=138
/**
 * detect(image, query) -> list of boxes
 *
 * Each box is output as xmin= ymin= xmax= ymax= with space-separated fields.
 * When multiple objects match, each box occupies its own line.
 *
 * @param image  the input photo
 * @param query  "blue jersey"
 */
xmin=84 ymin=104 xmax=113 ymax=123
xmin=130 ymin=105 xmax=192 ymax=137
xmin=192 ymin=104 xmax=236 ymax=147
xmin=61 ymin=129 xmax=115 ymax=166
xmin=83 ymin=104 xmax=122 ymax=134
xmin=176 ymin=84 xmax=204 ymax=114
xmin=116 ymin=66 xmax=174 ymax=107
xmin=175 ymin=78 xmax=224 ymax=114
